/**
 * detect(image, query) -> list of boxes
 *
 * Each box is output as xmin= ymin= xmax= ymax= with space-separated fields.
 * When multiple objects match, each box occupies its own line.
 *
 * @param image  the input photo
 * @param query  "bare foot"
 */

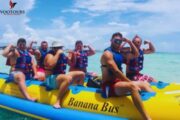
xmin=53 ymin=102 xmax=61 ymax=109
xmin=147 ymin=117 xmax=152 ymax=120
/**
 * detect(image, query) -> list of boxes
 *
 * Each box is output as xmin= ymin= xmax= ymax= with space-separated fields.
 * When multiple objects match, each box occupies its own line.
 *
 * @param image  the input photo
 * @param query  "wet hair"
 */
xmin=111 ymin=32 xmax=123 ymax=40
xmin=132 ymin=35 xmax=142 ymax=42
xmin=75 ymin=40 xmax=83 ymax=46
xmin=17 ymin=38 xmax=26 ymax=45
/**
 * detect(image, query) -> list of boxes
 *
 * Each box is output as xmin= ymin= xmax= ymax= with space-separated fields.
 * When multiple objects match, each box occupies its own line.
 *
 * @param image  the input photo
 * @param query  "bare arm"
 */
xmin=124 ymin=38 xmax=139 ymax=58
xmin=44 ymin=49 xmax=63 ymax=69
xmin=2 ymin=44 xmax=14 ymax=57
xmin=67 ymin=51 xmax=76 ymax=66
xmin=28 ymin=41 xmax=37 ymax=49
xmin=120 ymin=38 xmax=139 ymax=61
xmin=31 ymin=56 xmax=37 ymax=76
xmin=86 ymin=45 xmax=96 ymax=56
xmin=28 ymin=41 xmax=37 ymax=55
xmin=103 ymin=51 xmax=131 ymax=82
xmin=3 ymin=45 xmax=19 ymax=58
xmin=143 ymin=41 xmax=155 ymax=54
xmin=120 ymin=42 xmax=131 ymax=53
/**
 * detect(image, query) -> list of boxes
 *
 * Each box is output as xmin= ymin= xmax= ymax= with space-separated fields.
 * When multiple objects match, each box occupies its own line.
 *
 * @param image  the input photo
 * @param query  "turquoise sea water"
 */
xmin=0 ymin=52 xmax=180 ymax=119
xmin=88 ymin=52 xmax=180 ymax=83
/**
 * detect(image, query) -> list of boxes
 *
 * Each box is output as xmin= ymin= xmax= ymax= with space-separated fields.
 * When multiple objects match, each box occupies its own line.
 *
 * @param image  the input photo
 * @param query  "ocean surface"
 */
xmin=0 ymin=52 xmax=180 ymax=119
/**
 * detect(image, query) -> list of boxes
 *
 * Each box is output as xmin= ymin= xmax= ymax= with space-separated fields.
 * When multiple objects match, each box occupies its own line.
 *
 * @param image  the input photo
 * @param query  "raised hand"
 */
xmin=57 ymin=49 xmax=64 ymax=55
xmin=31 ymin=40 xmax=37 ymax=44
xmin=67 ymin=50 xmax=74 ymax=53
xmin=83 ymin=45 xmax=89 ymax=48
xmin=9 ymin=45 xmax=16 ymax=52
xmin=123 ymin=38 xmax=131 ymax=43
xmin=144 ymin=40 xmax=150 ymax=45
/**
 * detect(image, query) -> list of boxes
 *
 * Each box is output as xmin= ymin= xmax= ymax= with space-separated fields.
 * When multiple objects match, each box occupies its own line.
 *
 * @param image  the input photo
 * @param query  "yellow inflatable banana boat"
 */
xmin=0 ymin=73 xmax=180 ymax=120
xmin=150 ymin=82 xmax=180 ymax=92
xmin=85 ymin=75 xmax=180 ymax=92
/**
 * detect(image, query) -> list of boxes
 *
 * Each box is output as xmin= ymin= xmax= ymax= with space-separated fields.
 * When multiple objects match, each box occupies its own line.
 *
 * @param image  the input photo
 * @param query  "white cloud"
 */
xmin=74 ymin=0 xmax=180 ymax=14
xmin=0 ymin=0 xmax=35 ymax=44
xmin=1 ymin=25 xmax=19 ymax=45
xmin=74 ymin=0 xmax=132 ymax=12
xmin=61 ymin=9 xmax=80 ymax=13
xmin=73 ymin=0 xmax=180 ymax=35
xmin=32 ymin=19 xmax=128 ymax=49
xmin=0 ymin=0 xmax=180 ymax=52
xmin=108 ymin=22 xmax=130 ymax=27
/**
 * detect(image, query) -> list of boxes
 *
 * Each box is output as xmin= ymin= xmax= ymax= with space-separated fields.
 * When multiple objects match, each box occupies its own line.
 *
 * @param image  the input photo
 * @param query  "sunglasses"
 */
xmin=113 ymin=39 xmax=123 ymax=45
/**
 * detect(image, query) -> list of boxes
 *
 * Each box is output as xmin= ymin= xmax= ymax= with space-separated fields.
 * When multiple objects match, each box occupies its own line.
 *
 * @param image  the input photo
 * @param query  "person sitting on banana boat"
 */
xmin=2 ymin=38 xmax=38 ymax=102
xmin=32 ymin=41 xmax=49 ymax=81
xmin=5 ymin=40 xmax=37 ymax=72
xmin=44 ymin=41 xmax=85 ymax=109
xmin=101 ymin=32 xmax=152 ymax=120
xmin=68 ymin=40 xmax=97 ymax=83
xmin=121 ymin=35 xmax=157 ymax=82
xmin=68 ymin=40 xmax=96 ymax=73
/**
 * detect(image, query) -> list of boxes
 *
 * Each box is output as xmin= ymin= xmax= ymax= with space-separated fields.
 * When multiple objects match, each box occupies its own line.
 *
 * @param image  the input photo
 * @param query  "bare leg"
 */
xmin=14 ymin=72 xmax=37 ymax=101
xmin=133 ymin=81 xmax=154 ymax=92
xmin=67 ymin=71 xmax=85 ymax=85
xmin=130 ymin=83 xmax=151 ymax=120
xmin=53 ymin=72 xmax=85 ymax=108
xmin=53 ymin=74 xmax=70 ymax=109
xmin=36 ymin=71 xmax=46 ymax=81
xmin=151 ymin=78 xmax=157 ymax=82
xmin=114 ymin=82 xmax=151 ymax=120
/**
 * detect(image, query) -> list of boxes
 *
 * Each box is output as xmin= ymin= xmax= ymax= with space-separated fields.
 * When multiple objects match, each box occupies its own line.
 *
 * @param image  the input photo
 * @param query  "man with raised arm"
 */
xmin=125 ymin=35 xmax=157 ymax=82
xmin=69 ymin=40 xmax=95 ymax=73
xmin=2 ymin=38 xmax=37 ymax=101
xmin=32 ymin=41 xmax=49 ymax=81
xmin=44 ymin=41 xmax=85 ymax=108
xmin=101 ymin=32 xmax=151 ymax=120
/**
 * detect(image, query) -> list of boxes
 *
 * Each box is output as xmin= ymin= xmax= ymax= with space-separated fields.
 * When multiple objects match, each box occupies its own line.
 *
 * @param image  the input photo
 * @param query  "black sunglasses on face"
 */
xmin=113 ymin=39 xmax=123 ymax=45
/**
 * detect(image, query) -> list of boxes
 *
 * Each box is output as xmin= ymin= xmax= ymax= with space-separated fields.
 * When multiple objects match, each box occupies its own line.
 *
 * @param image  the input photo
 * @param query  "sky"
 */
xmin=0 ymin=0 xmax=180 ymax=53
